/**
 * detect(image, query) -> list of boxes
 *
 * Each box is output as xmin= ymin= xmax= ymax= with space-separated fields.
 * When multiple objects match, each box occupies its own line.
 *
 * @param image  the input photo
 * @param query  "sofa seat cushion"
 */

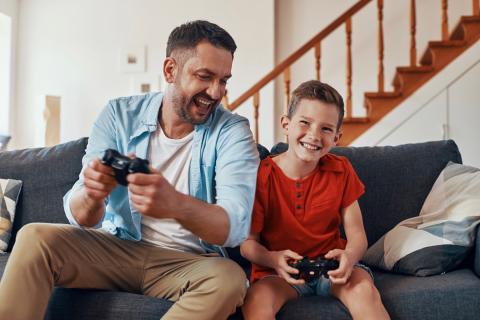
xmin=375 ymin=268 xmax=480 ymax=320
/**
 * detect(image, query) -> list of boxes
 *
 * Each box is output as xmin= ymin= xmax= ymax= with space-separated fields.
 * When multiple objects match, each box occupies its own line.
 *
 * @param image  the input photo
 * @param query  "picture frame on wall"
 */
xmin=119 ymin=46 xmax=146 ymax=73
xmin=130 ymin=74 xmax=163 ymax=94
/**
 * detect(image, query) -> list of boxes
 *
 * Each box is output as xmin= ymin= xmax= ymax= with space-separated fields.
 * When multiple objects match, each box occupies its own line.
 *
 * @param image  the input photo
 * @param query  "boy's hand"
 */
xmin=324 ymin=249 xmax=356 ymax=284
xmin=269 ymin=250 xmax=305 ymax=285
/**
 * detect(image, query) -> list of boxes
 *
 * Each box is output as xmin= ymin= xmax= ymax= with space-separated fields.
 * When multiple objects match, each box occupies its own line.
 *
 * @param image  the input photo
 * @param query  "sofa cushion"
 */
xmin=374 ymin=269 xmax=480 ymax=320
xmin=0 ymin=179 xmax=22 ymax=252
xmin=45 ymin=288 xmax=244 ymax=320
xmin=0 ymin=138 xmax=88 ymax=251
xmin=364 ymin=161 xmax=480 ymax=276
xmin=270 ymin=140 xmax=462 ymax=245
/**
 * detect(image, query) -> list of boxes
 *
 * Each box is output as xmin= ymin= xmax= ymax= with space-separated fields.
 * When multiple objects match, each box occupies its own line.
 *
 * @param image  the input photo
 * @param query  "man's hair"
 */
xmin=287 ymin=80 xmax=345 ymax=130
xmin=166 ymin=20 xmax=237 ymax=58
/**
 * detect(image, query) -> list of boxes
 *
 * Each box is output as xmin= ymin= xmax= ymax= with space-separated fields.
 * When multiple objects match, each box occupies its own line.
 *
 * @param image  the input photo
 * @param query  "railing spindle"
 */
xmin=377 ymin=0 xmax=385 ymax=92
xmin=283 ymin=67 xmax=291 ymax=115
xmin=410 ymin=0 xmax=417 ymax=67
xmin=314 ymin=42 xmax=321 ymax=81
xmin=221 ymin=95 xmax=229 ymax=108
xmin=442 ymin=0 xmax=449 ymax=41
xmin=346 ymin=18 xmax=353 ymax=118
xmin=253 ymin=92 xmax=260 ymax=142
xmin=474 ymin=0 xmax=480 ymax=15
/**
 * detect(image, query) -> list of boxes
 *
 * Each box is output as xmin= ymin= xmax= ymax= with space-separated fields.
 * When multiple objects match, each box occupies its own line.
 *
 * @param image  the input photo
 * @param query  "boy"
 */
xmin=240 ymin=80 xmax=390 ymax=319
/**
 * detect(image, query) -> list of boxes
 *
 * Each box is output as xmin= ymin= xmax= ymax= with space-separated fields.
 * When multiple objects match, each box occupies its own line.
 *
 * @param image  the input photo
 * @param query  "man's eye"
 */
xmin=322 ymin=127 xmax=333 ymax=132
xmin=198 ymin=74 xmax=210 ymax=80
xmin=300 ymin=120 xmax=309 ymax=125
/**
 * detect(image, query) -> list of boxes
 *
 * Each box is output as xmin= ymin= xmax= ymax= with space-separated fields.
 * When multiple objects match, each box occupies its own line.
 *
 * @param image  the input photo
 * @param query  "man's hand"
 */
xmin=127 ymin=168 xmax=183 ymax=219
xmin=324 ymin=248 xmax=356 ymax=284
xmin=70 ymin=158 xmax=118 ymax=227
xmin=83 ymin=159 xmax=118 ymax=201
xmin=268 ymin=250 xmax=305 ymax=285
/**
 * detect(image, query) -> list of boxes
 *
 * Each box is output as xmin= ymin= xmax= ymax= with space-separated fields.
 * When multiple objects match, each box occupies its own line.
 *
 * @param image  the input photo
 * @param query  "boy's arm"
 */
xmin=240 ymin=233 xmax=304 ymax=284
xmin=325 ymin=200 xmax=368 ymax=283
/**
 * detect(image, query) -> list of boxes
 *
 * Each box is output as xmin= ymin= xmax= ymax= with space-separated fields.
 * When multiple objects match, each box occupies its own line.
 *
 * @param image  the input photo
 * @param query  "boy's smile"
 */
xmin=280 ymin=98 xmax=341 ymax=176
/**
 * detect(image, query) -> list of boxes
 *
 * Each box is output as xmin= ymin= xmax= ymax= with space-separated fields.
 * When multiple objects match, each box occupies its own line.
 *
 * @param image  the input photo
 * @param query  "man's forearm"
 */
xmin=69 ymin=188 xmax=105 ymax=227
xmin=174 ymin=193 xmax=230 ymax=246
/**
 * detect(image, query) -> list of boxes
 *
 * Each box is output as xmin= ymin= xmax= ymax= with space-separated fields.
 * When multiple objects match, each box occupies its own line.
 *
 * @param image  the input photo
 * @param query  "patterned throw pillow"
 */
xmin=363 ymin=162 xmax=480 ymax=276
xmin=0 ymin=179 xmax=22 ymax=253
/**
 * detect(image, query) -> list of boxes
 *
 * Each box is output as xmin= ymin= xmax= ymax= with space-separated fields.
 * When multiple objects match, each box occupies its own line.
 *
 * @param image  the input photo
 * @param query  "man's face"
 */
xmin=166 ymin=41 xmax=233 ymax=125
xmin=282 ymin=99 xmax=341 ymax=164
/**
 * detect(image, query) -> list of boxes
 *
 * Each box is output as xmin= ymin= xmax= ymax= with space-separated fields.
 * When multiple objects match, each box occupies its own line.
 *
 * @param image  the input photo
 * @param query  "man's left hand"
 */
xmin=127 ymin=168 xmax=184 ymax=219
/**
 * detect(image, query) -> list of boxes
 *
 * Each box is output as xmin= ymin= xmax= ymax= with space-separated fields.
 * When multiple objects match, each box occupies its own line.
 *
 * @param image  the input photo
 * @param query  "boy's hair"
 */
xmin=287 ymin=80 xmax=345 ymax=130
xmin=166 ymin=20 xmax=237 ymax=58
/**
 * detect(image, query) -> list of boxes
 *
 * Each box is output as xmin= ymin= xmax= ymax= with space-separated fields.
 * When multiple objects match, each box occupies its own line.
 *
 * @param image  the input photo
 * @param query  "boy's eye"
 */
xmin=299 ymin=120 xmax=309 ymax=125
xmin=322 ymin=127 xmax=334 ymax=133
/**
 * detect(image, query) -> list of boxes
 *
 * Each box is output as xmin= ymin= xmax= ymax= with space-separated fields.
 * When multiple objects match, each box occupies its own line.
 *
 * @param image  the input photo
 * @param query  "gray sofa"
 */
xmin=1 ymin=137 xmax=479 ymax=319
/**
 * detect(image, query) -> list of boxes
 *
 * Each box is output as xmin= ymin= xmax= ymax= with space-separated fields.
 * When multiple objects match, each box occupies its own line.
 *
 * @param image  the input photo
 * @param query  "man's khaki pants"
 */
xmin=0 ymin=223 xmax=247 ymax=319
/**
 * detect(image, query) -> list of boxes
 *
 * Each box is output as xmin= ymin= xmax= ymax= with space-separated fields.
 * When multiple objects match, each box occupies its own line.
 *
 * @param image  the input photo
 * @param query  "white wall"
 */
xmin=12 ymin=0 xmax=275 ymax=149
xmin=0 ymin=0 xmax=18 ymax=138
xmin=274 ymin=0 xmax=472 ymax=143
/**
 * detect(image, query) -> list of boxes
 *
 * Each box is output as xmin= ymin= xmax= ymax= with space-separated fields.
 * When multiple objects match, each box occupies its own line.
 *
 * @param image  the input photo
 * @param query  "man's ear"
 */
xmin=163 ymin=57 xmax=177 ymax=83
xmin=280 ymin=115 xmax=290 ymax=136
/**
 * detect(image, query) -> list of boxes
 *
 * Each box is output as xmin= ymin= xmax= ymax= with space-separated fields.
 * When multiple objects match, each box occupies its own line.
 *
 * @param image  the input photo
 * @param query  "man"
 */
xmin=0 ymin=20 xmax=259 ymax=319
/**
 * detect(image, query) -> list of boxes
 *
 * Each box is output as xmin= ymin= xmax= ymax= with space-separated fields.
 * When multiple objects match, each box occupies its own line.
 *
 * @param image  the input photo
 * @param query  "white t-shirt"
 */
xmin=140 ymin=125 xmax=205 ymax=253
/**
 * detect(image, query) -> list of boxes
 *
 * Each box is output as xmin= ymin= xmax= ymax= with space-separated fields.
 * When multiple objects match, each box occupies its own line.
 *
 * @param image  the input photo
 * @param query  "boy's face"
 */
xmin=282 ymin=98 xmax=341 ymax=164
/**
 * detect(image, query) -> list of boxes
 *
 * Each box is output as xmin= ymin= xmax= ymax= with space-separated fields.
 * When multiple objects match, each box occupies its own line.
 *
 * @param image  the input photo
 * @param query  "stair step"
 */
xmin=364 ymin=91 xmax=402 ymax=99
xmin=393 ymin=66 xmax=434 ymax=90
xmin=343 ymin=117 xmax=369 ymax=124
xmin=420 ymin=40 xmax=467 ymax=66
xmin=451 ymin=15 xmax=480 ymax=40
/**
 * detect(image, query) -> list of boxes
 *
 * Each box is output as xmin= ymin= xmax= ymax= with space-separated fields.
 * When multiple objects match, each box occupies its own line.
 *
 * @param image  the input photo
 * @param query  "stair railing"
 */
xmin=225 ymin=0 xmax=480 ymax=143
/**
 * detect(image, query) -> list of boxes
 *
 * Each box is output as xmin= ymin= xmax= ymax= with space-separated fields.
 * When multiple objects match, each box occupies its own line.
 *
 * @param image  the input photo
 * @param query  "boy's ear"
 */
xmin=280 ymin=115 xmax=290 ymax=136
xmin=163 ymin=57 xmax=177 ymax=83
xmin=334 ymin=130 xmax=343 ymax=145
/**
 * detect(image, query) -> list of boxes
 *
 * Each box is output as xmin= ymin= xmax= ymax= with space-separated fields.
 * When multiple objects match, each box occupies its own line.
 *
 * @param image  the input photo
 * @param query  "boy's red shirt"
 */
xmin=249 ymin=154 xmax=365 ymax=283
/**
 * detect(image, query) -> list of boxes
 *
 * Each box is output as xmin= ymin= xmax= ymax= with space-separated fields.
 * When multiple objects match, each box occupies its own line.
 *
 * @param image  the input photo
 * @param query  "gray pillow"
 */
xmin=0 ymin=179 xmax=22 ymax=252
xmin=363 ymin=162 xmax=480 ymax=276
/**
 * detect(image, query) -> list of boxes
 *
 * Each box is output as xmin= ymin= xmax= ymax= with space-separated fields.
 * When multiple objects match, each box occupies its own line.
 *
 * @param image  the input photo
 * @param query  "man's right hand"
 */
xmin=83 ymin=158 xmax=118 ymax=201
xmin=69 ymin=158 xmax=118 ymax=227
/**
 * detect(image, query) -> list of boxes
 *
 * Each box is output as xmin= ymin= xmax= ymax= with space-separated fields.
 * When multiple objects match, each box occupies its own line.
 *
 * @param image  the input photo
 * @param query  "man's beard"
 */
xmin=171 ymin=91 xmax=218 ymax=125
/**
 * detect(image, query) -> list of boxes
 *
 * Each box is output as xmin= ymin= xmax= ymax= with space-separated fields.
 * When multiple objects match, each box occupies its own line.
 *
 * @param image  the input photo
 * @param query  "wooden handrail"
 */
xmin=228 ymin=0 xmax=373 ymax=111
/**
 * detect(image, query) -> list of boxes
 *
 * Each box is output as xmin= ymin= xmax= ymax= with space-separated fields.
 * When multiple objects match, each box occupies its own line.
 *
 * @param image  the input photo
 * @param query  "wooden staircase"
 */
xmin=225 ymin=0 xmax=480 ymax=146
xmin=342 ymin=14 xmax=480 ymax=145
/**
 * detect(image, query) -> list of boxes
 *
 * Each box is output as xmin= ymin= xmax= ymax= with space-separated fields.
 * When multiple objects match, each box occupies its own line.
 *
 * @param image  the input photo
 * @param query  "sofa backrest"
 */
xmin=0 ymin=137 xmax=88 ymax=251
xmin=0 ymin=138 xmax=462 ymax=254
xmin=271 ymin=140 xmax=462 ymax=245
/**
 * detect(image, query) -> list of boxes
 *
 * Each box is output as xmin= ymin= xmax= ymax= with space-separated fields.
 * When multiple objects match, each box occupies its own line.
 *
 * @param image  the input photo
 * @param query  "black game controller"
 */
xmin=101 ymin=149 xmax=150 ymax=186
xmin=289 ymin=256 xmax=339 ymax=282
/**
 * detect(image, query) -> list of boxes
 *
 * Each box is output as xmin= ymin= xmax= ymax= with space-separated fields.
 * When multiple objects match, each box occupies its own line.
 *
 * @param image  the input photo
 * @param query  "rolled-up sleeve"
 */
xmin=63 ymin=101 xmax=118 ymax=227
xmin=214 ymin=117 xmax=260 ymax=247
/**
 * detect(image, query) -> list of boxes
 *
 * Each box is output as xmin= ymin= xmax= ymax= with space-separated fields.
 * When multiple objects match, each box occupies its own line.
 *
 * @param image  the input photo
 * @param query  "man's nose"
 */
xmin=206 ymin=82 xmax=223 ymax=100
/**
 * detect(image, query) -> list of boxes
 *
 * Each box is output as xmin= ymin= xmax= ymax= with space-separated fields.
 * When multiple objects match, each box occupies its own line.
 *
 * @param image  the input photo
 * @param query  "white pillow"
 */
xmin=363 ymin=162 xmax=480 ymax=276
xmin=0 ymin=178 xmax=23 ymax=253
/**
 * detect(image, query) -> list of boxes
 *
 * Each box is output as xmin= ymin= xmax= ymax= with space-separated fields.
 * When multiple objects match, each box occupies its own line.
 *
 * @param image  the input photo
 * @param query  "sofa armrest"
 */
xmin=475 ymin=226 xmax=480 ymax=277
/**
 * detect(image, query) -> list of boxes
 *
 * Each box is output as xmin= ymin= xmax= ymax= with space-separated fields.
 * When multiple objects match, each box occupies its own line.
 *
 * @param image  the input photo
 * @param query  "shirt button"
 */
xmin=296 ymin=182 xmax=301 ymax=188
xmin=296 ymin=193 xmax=302 ymax=198
xmin=296 ymin=204 xmax=302 ymax=210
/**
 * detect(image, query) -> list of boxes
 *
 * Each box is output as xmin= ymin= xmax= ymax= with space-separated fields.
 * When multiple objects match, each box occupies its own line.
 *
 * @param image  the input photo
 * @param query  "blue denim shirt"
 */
xmin=63 ymin=92 xmax=259 ymax=250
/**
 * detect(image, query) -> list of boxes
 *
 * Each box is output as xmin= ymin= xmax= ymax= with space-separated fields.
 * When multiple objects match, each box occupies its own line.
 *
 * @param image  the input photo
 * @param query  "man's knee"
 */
xmin=204 ymin=258 xmax=247 ymax=302
xmin=16 ymin=223 xmax=59 ymax=247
